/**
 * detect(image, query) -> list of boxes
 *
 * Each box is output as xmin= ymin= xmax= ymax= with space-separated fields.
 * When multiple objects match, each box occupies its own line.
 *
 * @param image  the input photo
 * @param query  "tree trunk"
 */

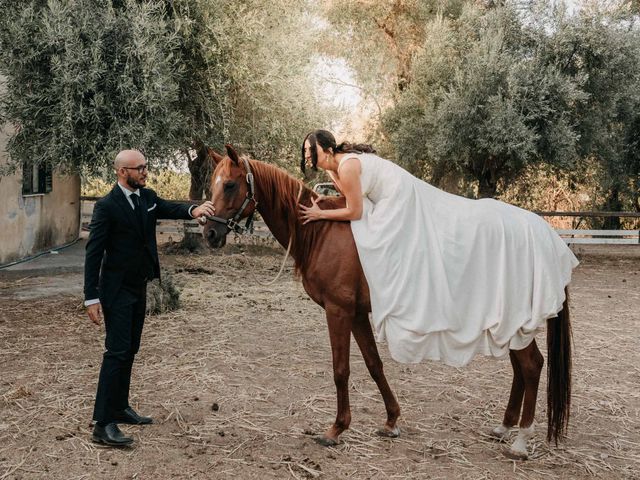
xmin=180 ymin=138 xmax=214 ymax=252
xmin=602 ymin=187 xmax=622 ymax=230
xmin=477 ymin=172 xmax=498 ymax=198
xmin=188 ymin=139 xmax=214 ymax=201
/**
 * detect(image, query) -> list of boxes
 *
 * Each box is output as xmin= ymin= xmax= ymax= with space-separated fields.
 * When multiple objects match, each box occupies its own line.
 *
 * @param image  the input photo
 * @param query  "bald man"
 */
xmin=84 ymin=150 xmax=214 ymax=446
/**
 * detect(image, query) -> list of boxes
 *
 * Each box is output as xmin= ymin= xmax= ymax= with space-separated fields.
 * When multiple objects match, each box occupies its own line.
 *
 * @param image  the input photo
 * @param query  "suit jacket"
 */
xmin=84 ymin=184 xmax=193 ymax=307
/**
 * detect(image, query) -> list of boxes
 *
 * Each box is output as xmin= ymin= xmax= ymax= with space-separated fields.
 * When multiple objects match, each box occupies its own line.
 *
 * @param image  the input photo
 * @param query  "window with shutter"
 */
xmin=22 ymin=162 xmax=53 ymax=195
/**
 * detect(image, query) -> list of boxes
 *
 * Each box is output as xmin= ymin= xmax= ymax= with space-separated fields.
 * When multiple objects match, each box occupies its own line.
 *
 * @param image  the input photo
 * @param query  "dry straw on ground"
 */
xmin=0 ymin=243 xmax=639 ymax=479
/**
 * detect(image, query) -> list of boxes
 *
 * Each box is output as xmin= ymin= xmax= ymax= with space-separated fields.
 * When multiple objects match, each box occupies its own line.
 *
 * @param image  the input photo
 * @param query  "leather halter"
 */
xmin=206 ymin=157 xmax=258 ymax=234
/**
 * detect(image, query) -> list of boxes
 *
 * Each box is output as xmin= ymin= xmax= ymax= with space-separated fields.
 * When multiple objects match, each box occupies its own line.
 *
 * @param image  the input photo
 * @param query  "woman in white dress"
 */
xmin=298 ymin=130 xmax=579 ymax=458
xmin=300 ymin=129 xmax=578 ymax=368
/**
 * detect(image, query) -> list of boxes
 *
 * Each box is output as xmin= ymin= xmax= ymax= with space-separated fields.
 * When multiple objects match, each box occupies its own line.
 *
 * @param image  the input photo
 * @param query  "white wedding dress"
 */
xmin=346 ymin=153 xmax=579 ymax=367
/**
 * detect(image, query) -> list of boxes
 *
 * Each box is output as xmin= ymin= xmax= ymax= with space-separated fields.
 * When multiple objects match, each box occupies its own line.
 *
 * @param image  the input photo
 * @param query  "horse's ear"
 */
xmin=207 ymin=147 xmax=224 ymax=166
xmin=225 ymin=144 xmax=240 ymax=166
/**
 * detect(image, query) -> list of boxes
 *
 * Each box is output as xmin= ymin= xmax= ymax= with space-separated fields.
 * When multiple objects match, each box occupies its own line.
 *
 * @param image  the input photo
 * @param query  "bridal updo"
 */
xmin=301 ymin=130 xmax=376 ymax=173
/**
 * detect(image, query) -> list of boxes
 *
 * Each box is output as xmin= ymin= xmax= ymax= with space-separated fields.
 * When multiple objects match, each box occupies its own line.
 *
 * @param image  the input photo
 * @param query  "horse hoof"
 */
xmin=376 ymin=426 xmax=400 ymax=438
xmin=487 ymin=428 xmax=509 ymax=443
xmin=502 ymin=447 xmax=528 ymax=461
xmin=314 ymin=436 xmax=338 ymax=447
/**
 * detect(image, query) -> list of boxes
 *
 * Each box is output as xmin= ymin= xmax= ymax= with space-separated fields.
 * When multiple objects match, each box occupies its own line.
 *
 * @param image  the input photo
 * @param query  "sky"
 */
xmin=315 ymin=57 xmax=362 ymax=110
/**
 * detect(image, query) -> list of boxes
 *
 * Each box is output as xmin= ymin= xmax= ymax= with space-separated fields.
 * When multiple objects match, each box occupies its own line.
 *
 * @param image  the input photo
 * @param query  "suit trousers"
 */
xmin=93 ymin=283 xmax=146 ymax=423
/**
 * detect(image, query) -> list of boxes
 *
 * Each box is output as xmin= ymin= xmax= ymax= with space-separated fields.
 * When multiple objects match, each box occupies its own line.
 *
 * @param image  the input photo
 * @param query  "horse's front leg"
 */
xmin=351 ymin=312 xmax=401 ymax=437
xmin=316 ymin=304 xmax=353 ymax=447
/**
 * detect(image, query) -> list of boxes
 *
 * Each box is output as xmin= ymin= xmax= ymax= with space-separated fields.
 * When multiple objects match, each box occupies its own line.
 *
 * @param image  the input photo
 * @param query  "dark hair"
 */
xmin=300 ymin=130 xmax=376 ymax=173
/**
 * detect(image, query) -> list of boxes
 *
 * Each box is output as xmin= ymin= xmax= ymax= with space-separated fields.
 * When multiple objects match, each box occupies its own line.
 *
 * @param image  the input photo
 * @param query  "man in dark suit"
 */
xmin=84 ymin=149 xmax=214 ymax=446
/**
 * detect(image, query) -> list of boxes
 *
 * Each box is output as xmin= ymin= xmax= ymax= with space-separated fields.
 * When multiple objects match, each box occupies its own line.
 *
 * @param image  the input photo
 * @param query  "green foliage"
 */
xmin=4 ymin=0 xmax=638 ymax=213
xmin=168 ymin=0 xmax=228 ymax=146
xmin=322 ymin=0 xmax=464 ymax=99
xmin=0 ymin=0 xmax=331 ymax=179
xmin=145 ymin=170 xmax=192 ymax=200
xmin=324 ymin=1 xmax=640 ymax=207
xmin=81 ymin=169 xmax=191 ymax=199
xmin=80 ymin=177 xmax=112 ymax=198
xmin=321 ymin=0 xmax=465 ymax=151
xmin=382 ymin=2 xmax=639 ymax=199
xmin=541 ymin=5 xmax=640 ymax=219
xmin=0 ymin=0 xmax=187 ymax=175
xmin=210 ymin=0 xmax=332 ymax=167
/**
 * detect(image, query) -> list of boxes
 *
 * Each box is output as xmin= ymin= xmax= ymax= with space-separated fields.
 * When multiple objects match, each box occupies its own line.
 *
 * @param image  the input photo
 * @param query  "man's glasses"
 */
xmin=123 ymin=164 xmax=149 ymax=174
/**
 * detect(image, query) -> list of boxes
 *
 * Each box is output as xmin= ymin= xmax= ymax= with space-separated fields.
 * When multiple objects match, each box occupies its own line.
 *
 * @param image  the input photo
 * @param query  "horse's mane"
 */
xmin=248 ymin=159 xmax=344 ymax=276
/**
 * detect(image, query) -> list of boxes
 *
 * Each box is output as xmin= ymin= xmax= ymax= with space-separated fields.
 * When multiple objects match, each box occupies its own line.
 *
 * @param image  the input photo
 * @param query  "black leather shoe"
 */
xmin=114 ymin=407 xmax=153 ymax=425
xmin=92 ymin=423 xmax=133 ymax=446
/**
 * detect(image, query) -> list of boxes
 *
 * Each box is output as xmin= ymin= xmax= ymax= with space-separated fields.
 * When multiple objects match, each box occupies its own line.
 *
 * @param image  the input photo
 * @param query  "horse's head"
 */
xmin=202 ymin=144 xmax=257 ymax=248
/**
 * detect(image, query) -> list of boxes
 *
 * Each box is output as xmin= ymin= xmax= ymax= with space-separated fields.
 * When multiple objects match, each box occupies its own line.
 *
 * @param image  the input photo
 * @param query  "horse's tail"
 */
xmin=546 ymin=286 xmax=572 ymax=445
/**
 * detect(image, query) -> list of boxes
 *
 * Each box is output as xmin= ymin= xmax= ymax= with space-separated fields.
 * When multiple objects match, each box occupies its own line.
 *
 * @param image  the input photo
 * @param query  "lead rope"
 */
xmin=239 ymin=183 xmax=303 ymax=286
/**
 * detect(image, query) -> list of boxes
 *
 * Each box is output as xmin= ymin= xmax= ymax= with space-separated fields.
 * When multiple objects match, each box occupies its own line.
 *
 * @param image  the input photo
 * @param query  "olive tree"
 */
xmin=0 ymin=0 xmax=186 ymax=175
xmin=0 ymin=0 xmax=331 ymax=191
xmin=383 ymin=3 xmax=586 ymax=197
xmin=543 ymin=4 xmax=640 ymax=225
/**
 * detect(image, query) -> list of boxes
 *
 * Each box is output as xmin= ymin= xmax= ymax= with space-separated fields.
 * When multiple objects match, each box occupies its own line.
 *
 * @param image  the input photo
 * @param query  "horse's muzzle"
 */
xmin=203 ymin=222 xmax=228 ymax=249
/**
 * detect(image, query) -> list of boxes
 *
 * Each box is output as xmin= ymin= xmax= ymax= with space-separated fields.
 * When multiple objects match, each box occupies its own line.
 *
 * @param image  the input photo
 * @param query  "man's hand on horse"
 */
xmin=300 ymin=197 xmax=324 ymax=224
xmin=192 ymin=201 xmax=215 ymax=224
xmin=86 ymin=302 xmax=103 ymax=326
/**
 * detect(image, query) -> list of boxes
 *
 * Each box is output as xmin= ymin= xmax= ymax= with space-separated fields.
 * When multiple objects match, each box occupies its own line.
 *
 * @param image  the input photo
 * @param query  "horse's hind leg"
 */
xmin=351 ymin=313 xmax=401 ymax=437
xmin=503 ymin=339 xmax=544 ymax=460
xmin=316 ymin=305 xmax=353 ymax=447
xmin=490 ymin=350 xmax=525 ymax=442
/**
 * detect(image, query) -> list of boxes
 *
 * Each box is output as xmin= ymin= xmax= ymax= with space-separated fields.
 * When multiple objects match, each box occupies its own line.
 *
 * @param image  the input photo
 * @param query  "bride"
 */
xmin=299 ymin=129 xmax=578 ymax=368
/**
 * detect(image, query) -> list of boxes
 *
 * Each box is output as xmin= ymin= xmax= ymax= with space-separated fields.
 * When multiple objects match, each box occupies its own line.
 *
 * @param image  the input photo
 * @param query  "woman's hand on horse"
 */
xmin=300 ymin=197 xmax=323 ymax=224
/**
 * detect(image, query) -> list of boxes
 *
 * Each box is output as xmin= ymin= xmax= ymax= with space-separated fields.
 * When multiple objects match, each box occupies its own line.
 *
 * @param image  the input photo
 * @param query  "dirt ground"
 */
xmin=0 ymin=242 xmax=639 ymax=479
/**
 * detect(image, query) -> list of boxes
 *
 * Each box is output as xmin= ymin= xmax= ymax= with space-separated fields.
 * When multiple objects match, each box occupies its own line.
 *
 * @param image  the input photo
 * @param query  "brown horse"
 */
xmin=202 ymin=145 xmax=572 ymax=460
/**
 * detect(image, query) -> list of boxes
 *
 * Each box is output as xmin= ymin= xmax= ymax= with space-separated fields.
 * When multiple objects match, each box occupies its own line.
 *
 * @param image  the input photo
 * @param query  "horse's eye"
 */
xmin=223 ymin=181 xmax=237 ymax=193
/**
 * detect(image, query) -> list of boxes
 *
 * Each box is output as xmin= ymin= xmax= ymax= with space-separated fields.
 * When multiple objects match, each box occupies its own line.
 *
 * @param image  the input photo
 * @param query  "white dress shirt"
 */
xmin=118 ymin=182 xmax=141 ymax=209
